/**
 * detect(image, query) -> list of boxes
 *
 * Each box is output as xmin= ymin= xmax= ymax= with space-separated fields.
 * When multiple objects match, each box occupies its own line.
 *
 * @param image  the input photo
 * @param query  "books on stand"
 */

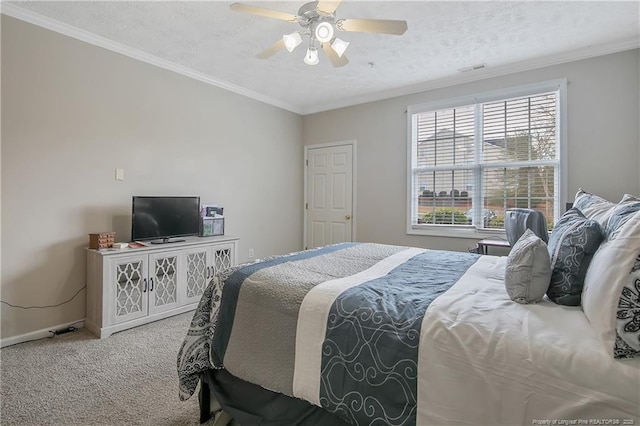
xmin=128 ymin=242 xmax=148 ymax=249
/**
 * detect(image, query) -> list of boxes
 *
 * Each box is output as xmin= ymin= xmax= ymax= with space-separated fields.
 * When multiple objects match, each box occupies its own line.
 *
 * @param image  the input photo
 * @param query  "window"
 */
xmin=407 ymin=79 xmax=567 ymax=237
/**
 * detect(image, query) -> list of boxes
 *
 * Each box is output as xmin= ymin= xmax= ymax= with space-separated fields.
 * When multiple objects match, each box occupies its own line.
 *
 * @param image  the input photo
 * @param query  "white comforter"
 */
xmin=418 ymin=255 xmax=640 ymax=425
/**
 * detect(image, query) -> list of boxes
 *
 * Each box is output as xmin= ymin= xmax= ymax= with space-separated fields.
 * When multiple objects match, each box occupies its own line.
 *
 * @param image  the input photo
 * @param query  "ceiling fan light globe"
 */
xmin=304 ymin=47 xmax=319 ymax=65
xmin=331 ymin=37 xmax=350 ymax=58
xmin=283 ymin=32 xmax=303 ymax=53
xmin=314 ymin=21 xmax=334 ymax=43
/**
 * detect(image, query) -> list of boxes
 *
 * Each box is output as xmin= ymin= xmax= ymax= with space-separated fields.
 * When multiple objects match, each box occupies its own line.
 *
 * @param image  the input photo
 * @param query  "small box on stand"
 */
xmin=200 ymin=205 xmax=224 ymax=236
xmin=89 ymin=232 xmax=116 ymax=250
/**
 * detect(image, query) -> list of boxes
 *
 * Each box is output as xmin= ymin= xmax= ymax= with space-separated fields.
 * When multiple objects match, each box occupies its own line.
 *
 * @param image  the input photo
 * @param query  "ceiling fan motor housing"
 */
xmin=298 ymin=2 xmax=336 ymax=31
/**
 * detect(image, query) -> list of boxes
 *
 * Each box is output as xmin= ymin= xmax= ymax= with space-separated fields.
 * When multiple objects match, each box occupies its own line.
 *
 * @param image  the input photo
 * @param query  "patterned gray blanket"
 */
xmin=177 ymin=242 xmax=479 ymax=426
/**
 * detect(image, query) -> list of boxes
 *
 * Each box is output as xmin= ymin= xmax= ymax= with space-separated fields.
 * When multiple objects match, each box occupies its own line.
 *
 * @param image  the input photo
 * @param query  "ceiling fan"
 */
xmin=230 ymin=1 xmax=408 ymax=67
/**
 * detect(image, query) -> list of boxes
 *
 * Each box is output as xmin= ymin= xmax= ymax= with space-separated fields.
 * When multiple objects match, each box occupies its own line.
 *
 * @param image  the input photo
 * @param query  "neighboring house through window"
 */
xmin=407 ymin=79 xmax=567 ymax=238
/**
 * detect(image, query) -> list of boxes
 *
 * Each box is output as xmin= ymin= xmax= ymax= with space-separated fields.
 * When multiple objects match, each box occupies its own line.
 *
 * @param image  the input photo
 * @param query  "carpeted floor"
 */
xmin=0 ymin=312 xmax=215 ymax=425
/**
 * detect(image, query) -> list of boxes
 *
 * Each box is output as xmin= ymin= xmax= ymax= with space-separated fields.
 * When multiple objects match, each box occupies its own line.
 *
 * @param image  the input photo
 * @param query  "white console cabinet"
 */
xmin=86 ymin=236 xmax=238 ymax=338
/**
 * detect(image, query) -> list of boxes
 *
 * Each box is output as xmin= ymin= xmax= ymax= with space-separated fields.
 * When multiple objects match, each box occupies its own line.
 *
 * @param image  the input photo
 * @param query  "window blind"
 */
xmin=411 ymin=90 xmax=560 ymax=231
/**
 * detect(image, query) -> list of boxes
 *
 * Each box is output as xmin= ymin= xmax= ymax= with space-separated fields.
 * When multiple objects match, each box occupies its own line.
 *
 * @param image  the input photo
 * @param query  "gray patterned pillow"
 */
xmin=606 ymin=201 xmax=640 ymax=240
xmin=504 ymin=229 xmax=552 ymax=304
xmin=572 ymin=188 xmax=617 ymax=227
xmin=547 ymin=208 xmax=604 ymax=306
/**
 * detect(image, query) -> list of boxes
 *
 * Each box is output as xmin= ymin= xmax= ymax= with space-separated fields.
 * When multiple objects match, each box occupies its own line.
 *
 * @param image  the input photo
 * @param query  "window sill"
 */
xmin=407 ymin=225 xmax=507 ymax=240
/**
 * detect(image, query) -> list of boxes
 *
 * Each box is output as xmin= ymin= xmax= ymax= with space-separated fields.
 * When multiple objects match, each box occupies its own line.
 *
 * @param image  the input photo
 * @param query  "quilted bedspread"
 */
xmin=177 ymin=242 xmax=479 ymax=425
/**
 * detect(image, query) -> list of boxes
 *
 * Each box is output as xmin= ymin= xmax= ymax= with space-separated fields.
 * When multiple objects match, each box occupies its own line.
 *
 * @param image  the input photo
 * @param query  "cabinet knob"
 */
xmin=149 ymin=277 xmax=154 ymax=292
xmin=142 ymin=278 xmax=147 ymax=293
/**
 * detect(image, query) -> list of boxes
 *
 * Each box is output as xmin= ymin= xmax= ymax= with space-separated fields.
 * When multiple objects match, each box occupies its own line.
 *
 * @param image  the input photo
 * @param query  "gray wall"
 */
xmin=2 ymin=14 xmax=638 ymax=341
xmin=1 ymin=16 xmax=303 ymax=340
xmin=302 ymin=49 xmax=640 ymax=253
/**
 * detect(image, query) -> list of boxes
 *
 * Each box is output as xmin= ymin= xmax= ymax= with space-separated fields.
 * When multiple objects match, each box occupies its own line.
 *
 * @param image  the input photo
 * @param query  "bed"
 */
xmin=177 ymin=191 xmax=640 ymax=425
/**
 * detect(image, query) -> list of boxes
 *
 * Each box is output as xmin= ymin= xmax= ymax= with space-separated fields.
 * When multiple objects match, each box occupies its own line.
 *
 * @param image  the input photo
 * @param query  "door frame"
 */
xmin=303 ymin=140 xmax=357 ymax=249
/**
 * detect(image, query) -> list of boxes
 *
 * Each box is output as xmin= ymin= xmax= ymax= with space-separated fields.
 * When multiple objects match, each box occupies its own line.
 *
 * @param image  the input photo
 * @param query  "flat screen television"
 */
xmin=131 ymin=196 xmax=200 ymax=244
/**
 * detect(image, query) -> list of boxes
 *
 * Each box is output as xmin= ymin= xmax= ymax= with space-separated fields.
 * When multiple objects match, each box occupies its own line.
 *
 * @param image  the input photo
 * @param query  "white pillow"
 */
xmin=582 ymin=202 xmax=640 ymax=358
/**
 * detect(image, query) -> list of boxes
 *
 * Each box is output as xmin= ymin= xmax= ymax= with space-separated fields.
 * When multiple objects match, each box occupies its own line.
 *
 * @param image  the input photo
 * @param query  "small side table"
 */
xmin=476 ymin=239 xmax=510 ymax=255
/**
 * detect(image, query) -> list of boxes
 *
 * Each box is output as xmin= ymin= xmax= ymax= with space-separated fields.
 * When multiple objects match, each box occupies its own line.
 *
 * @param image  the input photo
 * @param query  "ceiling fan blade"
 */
xmin=336 ymin=18 xmax=408 ymax=35
xmin=322 ymin=43 xmax=348 ymax=68
xmin=317 ymin=0 xmax=342 ymax=14
xmin=256 ymin=39 xmax=286 ymax=59
xmin=230 ymin=3 xmax=298 ymax=22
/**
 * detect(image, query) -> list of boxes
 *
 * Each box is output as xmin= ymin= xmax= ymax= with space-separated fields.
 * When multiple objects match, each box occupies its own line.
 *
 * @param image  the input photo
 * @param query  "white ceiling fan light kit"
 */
xmin=330 ymin=37 xmax=350 ymax=58
xmin=283 ymin=32 xmax=303 ymax=52
xmin=230 ymin=0 xmax=408 ymax=68
xmin=314 ymin=21 xmax=334 ymax=43
xmin=304 ymin=46 xmax=320 ymax=65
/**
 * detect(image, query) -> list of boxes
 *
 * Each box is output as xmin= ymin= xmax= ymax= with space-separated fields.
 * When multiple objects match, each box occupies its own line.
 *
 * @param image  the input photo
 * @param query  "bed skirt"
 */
xmin=200 ymin=369 xmax=351 ymax=425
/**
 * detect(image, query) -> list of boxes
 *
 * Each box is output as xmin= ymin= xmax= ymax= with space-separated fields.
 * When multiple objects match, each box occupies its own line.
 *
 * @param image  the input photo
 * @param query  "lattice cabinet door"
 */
xmin=210 ymin=243 xmax=236 ymax=277
xmin=107 ymin=254 xmax=149 ymax=325
xmin=148 ymin=251 xmax=181 ymax=315
xmin=181 ymin=246 xmax=211 ymax=305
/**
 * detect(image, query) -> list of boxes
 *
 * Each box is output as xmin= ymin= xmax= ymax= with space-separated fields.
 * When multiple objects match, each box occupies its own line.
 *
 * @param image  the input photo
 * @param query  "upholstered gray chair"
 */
xmin=504 ymin=208 xmax=549 ymax=246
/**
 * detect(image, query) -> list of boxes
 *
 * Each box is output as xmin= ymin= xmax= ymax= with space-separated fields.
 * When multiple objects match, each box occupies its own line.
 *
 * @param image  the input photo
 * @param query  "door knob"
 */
xmin=345 ymin=215 xmax=351 ymax=220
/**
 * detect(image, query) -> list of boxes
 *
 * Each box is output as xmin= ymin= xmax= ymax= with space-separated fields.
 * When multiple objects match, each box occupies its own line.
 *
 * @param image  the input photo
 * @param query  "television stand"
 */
xmin=85 ymin=235 xmax=239 ymax=338
xmin=149 ymin=238 xmax=185 ymax=244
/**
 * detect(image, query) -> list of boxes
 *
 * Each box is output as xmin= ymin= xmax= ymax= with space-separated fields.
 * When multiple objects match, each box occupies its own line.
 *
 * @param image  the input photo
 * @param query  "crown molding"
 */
xmin=1 ymin=3 xmax=304 ymax=115
xmin=301 ymin=37 xmax=640 ymax=115
xmin=2 ymin=3 xmax=637 ymax=117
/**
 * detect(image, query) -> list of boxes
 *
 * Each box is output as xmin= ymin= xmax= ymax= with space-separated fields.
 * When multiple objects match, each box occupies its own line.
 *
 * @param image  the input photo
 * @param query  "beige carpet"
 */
xmin=0 ymin=312 xmax=215 ymax=425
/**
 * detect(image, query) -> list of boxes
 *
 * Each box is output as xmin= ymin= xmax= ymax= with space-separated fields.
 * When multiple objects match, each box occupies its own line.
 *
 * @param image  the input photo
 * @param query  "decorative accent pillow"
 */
xmin=621 ymin=193 xmax=640 ymax=203
xmin=605 ymin=201 xmax=640 ymax=240
xmin=546 ymin=208 xmax=604 ymax=306
xmin=582 ymin=203 xmax=640 ymax=359
xmin=615 ymin=254 xmax=640 ymax=359
xmin=572 ymin=188 xmax=617 ymax=228
xmin=504 ymin=229 xmax=552 ymax=304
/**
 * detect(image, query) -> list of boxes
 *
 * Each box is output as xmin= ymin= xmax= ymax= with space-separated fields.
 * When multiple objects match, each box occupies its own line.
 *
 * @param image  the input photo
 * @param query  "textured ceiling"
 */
xmin=4 ymin=1 xmax=640 ymax=114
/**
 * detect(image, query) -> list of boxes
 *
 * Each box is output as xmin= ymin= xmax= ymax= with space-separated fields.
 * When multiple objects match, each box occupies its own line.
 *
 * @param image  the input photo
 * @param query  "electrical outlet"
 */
xmin=249 ymin=249 xmax=254 ymax=258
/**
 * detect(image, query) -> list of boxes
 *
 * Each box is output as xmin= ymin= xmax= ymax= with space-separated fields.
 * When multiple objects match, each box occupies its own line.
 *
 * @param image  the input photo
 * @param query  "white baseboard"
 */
xmin=0 ymin=319 xmax=85 ymax=349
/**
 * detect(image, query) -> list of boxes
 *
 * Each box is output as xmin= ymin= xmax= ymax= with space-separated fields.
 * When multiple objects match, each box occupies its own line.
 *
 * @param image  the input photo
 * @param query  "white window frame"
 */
xmin=406 ymin=79 xmax=568 ymax=239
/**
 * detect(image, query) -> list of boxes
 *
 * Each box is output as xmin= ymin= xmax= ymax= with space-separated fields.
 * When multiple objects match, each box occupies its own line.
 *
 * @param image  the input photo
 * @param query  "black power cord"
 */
xmin=2 ymin=320 xmax=84 ymax=349
xmin=0 ymin=286 xmax=86 ymax=309
xmin=48 ymin=324 xmax=80 ymax=337
xmin=1 ymin=288 xmax=87 ymax=348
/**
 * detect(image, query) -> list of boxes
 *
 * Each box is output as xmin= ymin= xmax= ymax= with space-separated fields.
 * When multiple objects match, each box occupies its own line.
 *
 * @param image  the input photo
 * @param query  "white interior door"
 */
xmin=306 ymin=143 xmax=354 ymax=249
